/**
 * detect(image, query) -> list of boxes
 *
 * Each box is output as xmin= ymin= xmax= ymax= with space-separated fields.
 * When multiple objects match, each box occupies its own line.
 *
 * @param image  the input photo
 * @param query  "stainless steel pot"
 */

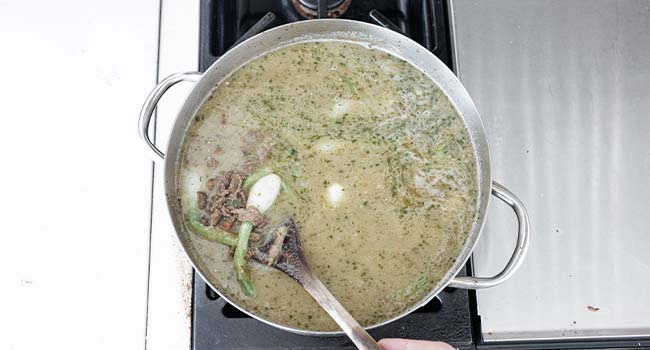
xmin=138 ymin=19 xmax=530 ymax=336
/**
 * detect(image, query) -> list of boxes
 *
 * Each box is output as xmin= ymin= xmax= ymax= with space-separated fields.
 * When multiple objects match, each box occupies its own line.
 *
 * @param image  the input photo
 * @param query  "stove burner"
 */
xmin=292 ymin=0 xmax=351 ymax=18
xmin=299 ymin=0 xmax=344 ymax=10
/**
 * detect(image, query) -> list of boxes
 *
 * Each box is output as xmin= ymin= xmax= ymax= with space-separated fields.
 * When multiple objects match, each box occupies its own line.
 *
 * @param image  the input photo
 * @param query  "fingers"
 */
xmin=378 ymin=338 xmax=456 ymax=350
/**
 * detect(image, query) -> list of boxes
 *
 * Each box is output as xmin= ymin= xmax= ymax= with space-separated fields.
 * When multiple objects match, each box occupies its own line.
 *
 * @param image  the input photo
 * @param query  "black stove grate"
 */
xmin=193 ymin=274 xmax=473 ymax=350
xmin=199 ymin=0 xmax=453 ymax=71
xmin=193 ymin=1 xmax=473 ymax=349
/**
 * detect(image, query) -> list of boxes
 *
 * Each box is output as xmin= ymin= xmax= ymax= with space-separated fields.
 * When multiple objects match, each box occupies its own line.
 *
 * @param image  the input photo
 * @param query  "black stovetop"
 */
xmin=193 ymin=1 xmax=475 ymax=349
xmin=198 ymin=0 xmax=453 ymax=71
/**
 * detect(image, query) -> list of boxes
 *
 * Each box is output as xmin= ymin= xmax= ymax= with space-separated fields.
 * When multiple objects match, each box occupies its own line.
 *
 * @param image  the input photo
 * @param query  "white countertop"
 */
xmin=0 ymin=0 xmax=195 ymax=348
xmin=144 ymin=0 xmax=198 ymax=348
xmin=0 ymin=0 xmax=159 ymax=348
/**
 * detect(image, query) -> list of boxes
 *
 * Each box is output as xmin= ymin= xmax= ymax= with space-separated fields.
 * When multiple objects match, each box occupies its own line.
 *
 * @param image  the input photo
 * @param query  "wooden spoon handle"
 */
xmin=300 ymin=270 xmax=383 ymax=350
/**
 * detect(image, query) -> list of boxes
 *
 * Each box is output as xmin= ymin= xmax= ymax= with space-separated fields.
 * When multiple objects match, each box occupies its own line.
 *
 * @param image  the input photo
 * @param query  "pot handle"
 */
xmin=448 ymin=180 xmax=530 ymax=289
xmin=138 ymin=72 xmax=202 ymax=162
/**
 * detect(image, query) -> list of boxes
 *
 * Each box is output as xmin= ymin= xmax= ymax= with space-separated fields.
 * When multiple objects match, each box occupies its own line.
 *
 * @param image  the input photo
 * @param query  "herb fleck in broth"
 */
xmin=179 ymin=41 xmax=477 ymax=331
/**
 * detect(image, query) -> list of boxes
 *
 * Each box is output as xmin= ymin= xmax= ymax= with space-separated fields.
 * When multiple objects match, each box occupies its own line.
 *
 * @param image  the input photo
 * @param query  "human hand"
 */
xmin=379 ymin=338 xmax=455 ymax=350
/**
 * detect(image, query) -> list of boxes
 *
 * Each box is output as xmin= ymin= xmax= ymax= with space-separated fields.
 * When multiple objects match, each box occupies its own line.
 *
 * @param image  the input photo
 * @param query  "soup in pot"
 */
xmin=178 ymin=41 xmax=477 ymax=331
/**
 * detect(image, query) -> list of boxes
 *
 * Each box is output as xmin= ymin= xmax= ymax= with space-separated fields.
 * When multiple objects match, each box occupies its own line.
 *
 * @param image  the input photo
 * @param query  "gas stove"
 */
xmin=192 ymin=1 xmax=476 ymax=349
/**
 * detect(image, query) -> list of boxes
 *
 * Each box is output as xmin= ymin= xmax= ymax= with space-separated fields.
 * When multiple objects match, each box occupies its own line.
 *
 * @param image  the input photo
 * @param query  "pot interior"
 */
xmin=163 ymin=19 xmax=491 ymax=335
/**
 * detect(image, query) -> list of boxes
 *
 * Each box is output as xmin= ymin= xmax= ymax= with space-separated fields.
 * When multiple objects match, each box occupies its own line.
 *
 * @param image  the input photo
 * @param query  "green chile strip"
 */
xmin=186 ymin=207 xmax=256 ymax=297
xmin=235 ymin=221 xmax=256 ymax=297
xmin=241 ymin=168 xmax=272 ymax=192
xmin=186 ymin=208 xmax=237 ymax=246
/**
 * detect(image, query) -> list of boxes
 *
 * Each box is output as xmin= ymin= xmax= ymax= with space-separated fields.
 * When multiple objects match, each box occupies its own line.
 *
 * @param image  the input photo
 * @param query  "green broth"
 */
xmin=179 ymin=41 xmax=477 ymax=331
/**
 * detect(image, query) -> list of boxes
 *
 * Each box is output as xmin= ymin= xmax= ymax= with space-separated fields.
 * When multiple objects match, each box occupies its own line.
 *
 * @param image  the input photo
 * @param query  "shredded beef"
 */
xmin=217 ymin=216 xmax=236 ymax=231
xmin=237 ymin=191 xmax=247 ymax=205
xmin=209 ymin=212 xmax=223 ymax=226
xmin=226 ymin=172 xmax=244 ymax=199
xmin=249 ymin=232 xmax=261 ymax=242
xmin=197 ymin=192 xmax=207 ymax=209
xmin=233 ymin=206 xmax=268 ymax=228
xmin=206 ymin=157 xmax=218 ymax=168
xmin=197 ymin=169 xmax=268 ymax=234
xmin=263 ymin=225 xmax=288 ymax=265
xmin=199 ymin=214 xmax=210 ymax=227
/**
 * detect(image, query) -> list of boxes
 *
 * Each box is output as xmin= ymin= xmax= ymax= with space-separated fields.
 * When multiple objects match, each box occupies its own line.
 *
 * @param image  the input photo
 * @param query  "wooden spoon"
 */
xmin=255 ymin=218 xmax=383 ymax=350
xmin=242 ymin=173 xmax=382 ymax=349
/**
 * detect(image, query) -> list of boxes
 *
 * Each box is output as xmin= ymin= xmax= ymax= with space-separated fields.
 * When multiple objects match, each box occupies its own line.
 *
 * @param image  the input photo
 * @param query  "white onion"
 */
xmin=247 ymin=174 xmax=282 ymax=213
